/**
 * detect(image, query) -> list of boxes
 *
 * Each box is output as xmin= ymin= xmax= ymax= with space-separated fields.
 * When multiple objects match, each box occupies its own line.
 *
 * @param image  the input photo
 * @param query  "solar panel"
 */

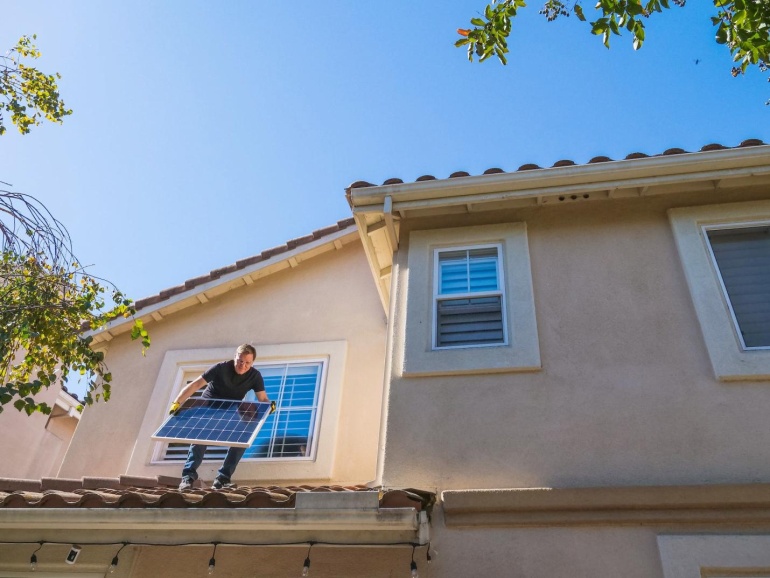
xmin=152 ymin=398 xmax=274 ymax=448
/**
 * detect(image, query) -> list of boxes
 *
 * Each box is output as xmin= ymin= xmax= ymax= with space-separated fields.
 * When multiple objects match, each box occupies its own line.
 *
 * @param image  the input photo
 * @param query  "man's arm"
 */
xmin=256 ymin=390 xmax=269 ymax=402
xmin=169 ymin=376 xmax=207 ymax=413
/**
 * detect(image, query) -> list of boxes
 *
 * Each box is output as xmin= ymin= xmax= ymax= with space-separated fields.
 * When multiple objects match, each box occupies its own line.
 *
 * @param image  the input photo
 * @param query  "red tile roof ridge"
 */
xmin=0 ymin=477 xmax=434 ymax=510
xmin=346 ymin=140 xmax=769 ymax=189
xmin=133 ymin=218 xmax=357 ymax=313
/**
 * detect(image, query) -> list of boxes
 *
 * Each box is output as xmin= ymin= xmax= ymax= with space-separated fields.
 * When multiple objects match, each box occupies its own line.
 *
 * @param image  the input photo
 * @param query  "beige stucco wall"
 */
xmin=0 ymin=383 xmax=78 ymax=479
xmin=59 ymin=241 xmax=386 ymax=484
xmin=374 ymin=186 xmax=770 ymax=578
xmin=382 ymin=187 xmax=770 ymax=491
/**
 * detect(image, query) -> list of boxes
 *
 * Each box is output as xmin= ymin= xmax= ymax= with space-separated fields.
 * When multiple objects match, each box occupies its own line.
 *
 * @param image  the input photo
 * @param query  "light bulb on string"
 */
xmin=29 ymin=542 xmax=44 ymax=571
xmin=301 ymin=542 xmax=314 ymax=577
xmin=108 ymin=543 xmax=128 ymax=574
xmin=208 ymin=542 xmax=218 ymax=575
xmin=410 ymin=544 xmax=419 ymax=578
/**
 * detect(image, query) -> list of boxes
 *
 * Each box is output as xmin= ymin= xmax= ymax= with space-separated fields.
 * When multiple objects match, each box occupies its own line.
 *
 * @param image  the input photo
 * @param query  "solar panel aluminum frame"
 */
xmin=152 ymin=398 xmax=274 ymax=448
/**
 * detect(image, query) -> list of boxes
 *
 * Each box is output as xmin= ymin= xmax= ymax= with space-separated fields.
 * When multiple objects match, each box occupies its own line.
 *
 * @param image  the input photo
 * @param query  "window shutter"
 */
xmin=437 ymin=296 xmax=504 ymax=347
xmin=708 ymin=226 xmax=770 ymax=348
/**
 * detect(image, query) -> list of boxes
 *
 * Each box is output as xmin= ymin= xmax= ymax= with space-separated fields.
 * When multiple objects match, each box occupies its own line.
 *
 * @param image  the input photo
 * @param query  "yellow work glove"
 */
xmin=270 ymin=401 xmax=277 ymax=414
xmin=169 ymin=401 xmax=180 ymax=415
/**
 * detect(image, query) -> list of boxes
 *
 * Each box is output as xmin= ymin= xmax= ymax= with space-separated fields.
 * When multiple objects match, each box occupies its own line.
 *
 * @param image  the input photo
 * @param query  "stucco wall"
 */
xmin=0 ymin=383 xmax=77 ymax=479
xmin=381 ymin=188 xmax=770 ymax=491
xmin=59 ymin=241 xmax=386 ymax=484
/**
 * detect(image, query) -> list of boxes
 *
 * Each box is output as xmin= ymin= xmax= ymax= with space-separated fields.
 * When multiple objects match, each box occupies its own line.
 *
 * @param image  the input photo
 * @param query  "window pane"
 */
xmin=439 ymin=260 xmax=469 ymax=294
xmin=708 ymin=226 xmax=770 ymax=348
xmin=439 ymin=247 xmax=499 ymax=295
xmin=165 ymin=362 xmax=322 ymax=461
xmin=469 ymin=258 xmax=498 ymax=292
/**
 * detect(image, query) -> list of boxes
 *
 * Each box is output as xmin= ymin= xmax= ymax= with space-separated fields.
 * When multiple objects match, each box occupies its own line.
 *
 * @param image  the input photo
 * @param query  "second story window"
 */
xmin=706 ymin=224 xmax=770 ymax=350
xmin=434 ymin=245 xmax=507 ymax=349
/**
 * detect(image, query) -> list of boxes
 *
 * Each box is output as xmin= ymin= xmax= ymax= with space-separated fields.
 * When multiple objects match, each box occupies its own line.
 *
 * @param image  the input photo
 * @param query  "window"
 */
xmin=163 ymin=361 xmax=323 ymax=462
xmin=131 ymin=341 xmax=347 ymax=482
xmin=434 ymin=246 xmax=506 ymax=348
xmin=669 ymin=200 xmax=770 ymax=381
xmin=706 ymin=225 xmax=770 ymax=349
xmin=402 ymin=222 xmax=541 ymax=377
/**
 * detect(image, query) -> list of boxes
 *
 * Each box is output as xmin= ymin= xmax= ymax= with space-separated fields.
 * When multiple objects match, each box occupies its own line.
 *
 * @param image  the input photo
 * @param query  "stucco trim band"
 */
xmin=441 ymin=483 xmax=770 ymax=528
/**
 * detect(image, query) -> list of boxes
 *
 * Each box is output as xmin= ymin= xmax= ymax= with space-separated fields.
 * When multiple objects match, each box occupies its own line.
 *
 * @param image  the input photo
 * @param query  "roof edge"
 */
xmin=89 ymin=221 xmax=357 ymax=342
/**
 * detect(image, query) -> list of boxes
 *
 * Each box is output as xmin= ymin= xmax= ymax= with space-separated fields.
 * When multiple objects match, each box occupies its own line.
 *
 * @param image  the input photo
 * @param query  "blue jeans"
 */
xmin=182 ymin=445 xmax=246 ymax=483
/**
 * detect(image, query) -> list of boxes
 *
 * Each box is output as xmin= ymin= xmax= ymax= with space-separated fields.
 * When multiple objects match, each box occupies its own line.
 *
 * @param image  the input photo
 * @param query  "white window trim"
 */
xmin=432 ymin=243 xmax=508 ymax=350
xmin=152 ymin=357 xmax=328 ymax=464
xmin=658 ymin=534 xmax=770 ymax=578
xmin=128 ymin=341 xmax=347 ymax=482
xmin=669 ymin=200 xmax=770 ymax=381
xmin=402 ymin=222 xmax=541 ymax=377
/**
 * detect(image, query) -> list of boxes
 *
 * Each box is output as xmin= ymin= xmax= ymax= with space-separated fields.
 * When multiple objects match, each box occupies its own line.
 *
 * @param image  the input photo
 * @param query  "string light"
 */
xmin=301 ymin=542 xmax=315 ymax=577
xmin=6 ymin=539 xmax=431 ymax=575
xmin=108 ymin=543 xmax=128 ymax=574
xmin=208 ymin=542 xmax=218 ymax=575
xmin=29 ymin=542 xmax=44 ymax=571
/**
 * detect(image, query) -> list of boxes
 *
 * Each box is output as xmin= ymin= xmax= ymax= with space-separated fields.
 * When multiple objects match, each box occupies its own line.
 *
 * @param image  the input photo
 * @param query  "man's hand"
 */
xmin=169 ymin=401 xmax=180 ymax=415
xmin=270 ymin=400 xmax=276 ymax=414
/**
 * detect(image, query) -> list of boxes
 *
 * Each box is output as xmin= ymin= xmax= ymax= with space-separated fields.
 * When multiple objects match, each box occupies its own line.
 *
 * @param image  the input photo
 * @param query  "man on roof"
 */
xmin=170 ymin=344 xmax=270 ymax=491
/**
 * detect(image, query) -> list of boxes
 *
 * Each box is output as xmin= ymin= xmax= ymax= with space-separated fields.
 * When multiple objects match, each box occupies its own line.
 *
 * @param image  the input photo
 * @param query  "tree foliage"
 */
xmin=0 ymin=190 xmax=150 ymax=415
xmin=457 ymin=1 xmax=770 ymax=98
xmin=1 ymin=36 xmax=148 ymax=416
xmin=0 ymin=34 xmax=72 ymax=135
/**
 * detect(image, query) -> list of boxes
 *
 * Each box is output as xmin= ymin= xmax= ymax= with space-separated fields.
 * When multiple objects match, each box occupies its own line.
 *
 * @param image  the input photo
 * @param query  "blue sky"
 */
xmin=2 ymin=0 xmax=769 ymax=305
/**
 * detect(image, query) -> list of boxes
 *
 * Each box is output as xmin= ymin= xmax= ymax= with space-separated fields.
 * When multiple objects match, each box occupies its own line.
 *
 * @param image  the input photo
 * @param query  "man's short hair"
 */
xmin=236 ymin=344 xmax=256 ymax=358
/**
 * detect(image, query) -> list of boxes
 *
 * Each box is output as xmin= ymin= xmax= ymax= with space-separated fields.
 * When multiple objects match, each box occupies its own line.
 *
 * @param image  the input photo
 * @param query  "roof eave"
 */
xmin=0 ymin=507 xmax=425 ymax=545
xmin=87 ymin=227 xmax=359 ymax=344
xmin=348 ymin=146 xmax=770 ymax=316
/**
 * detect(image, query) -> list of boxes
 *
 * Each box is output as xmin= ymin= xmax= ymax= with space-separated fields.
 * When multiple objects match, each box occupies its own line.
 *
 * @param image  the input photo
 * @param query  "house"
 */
xmin=0 ymin=381 xmax=81 ymax=480
xmin=1 ymin=140 xmax=770 ymax=577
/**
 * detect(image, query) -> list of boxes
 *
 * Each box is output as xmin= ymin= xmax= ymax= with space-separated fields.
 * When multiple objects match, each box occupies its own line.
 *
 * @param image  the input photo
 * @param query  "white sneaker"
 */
xmin=178 ymin=477 xmax=193 ymax=491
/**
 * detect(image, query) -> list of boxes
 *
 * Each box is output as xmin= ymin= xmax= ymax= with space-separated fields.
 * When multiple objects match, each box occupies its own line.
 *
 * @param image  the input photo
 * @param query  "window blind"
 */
xmin=707 ymin=226 xmax=770 ymax=348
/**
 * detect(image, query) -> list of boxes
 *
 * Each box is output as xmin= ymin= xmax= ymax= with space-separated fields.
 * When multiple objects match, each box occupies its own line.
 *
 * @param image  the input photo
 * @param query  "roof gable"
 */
xmin=89 ymin=218 xmax=357 ymax=344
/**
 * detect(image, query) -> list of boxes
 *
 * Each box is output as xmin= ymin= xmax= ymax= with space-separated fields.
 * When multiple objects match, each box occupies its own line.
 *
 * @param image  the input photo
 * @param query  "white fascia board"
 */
xmin=87 ymin=228 xmax=358 ymax=339
xmin=54 ymin=389 xmax=81 ymax=419
xmin=349 ymin=146 xmax=770 ymax=212
xmin=0 ymin=508 xmax=423 ymax=545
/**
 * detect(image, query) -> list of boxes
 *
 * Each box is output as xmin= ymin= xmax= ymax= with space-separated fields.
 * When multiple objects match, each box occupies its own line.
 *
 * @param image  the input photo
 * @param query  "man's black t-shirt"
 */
xmin=200 ymin=360 xmax=265 ymax=400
